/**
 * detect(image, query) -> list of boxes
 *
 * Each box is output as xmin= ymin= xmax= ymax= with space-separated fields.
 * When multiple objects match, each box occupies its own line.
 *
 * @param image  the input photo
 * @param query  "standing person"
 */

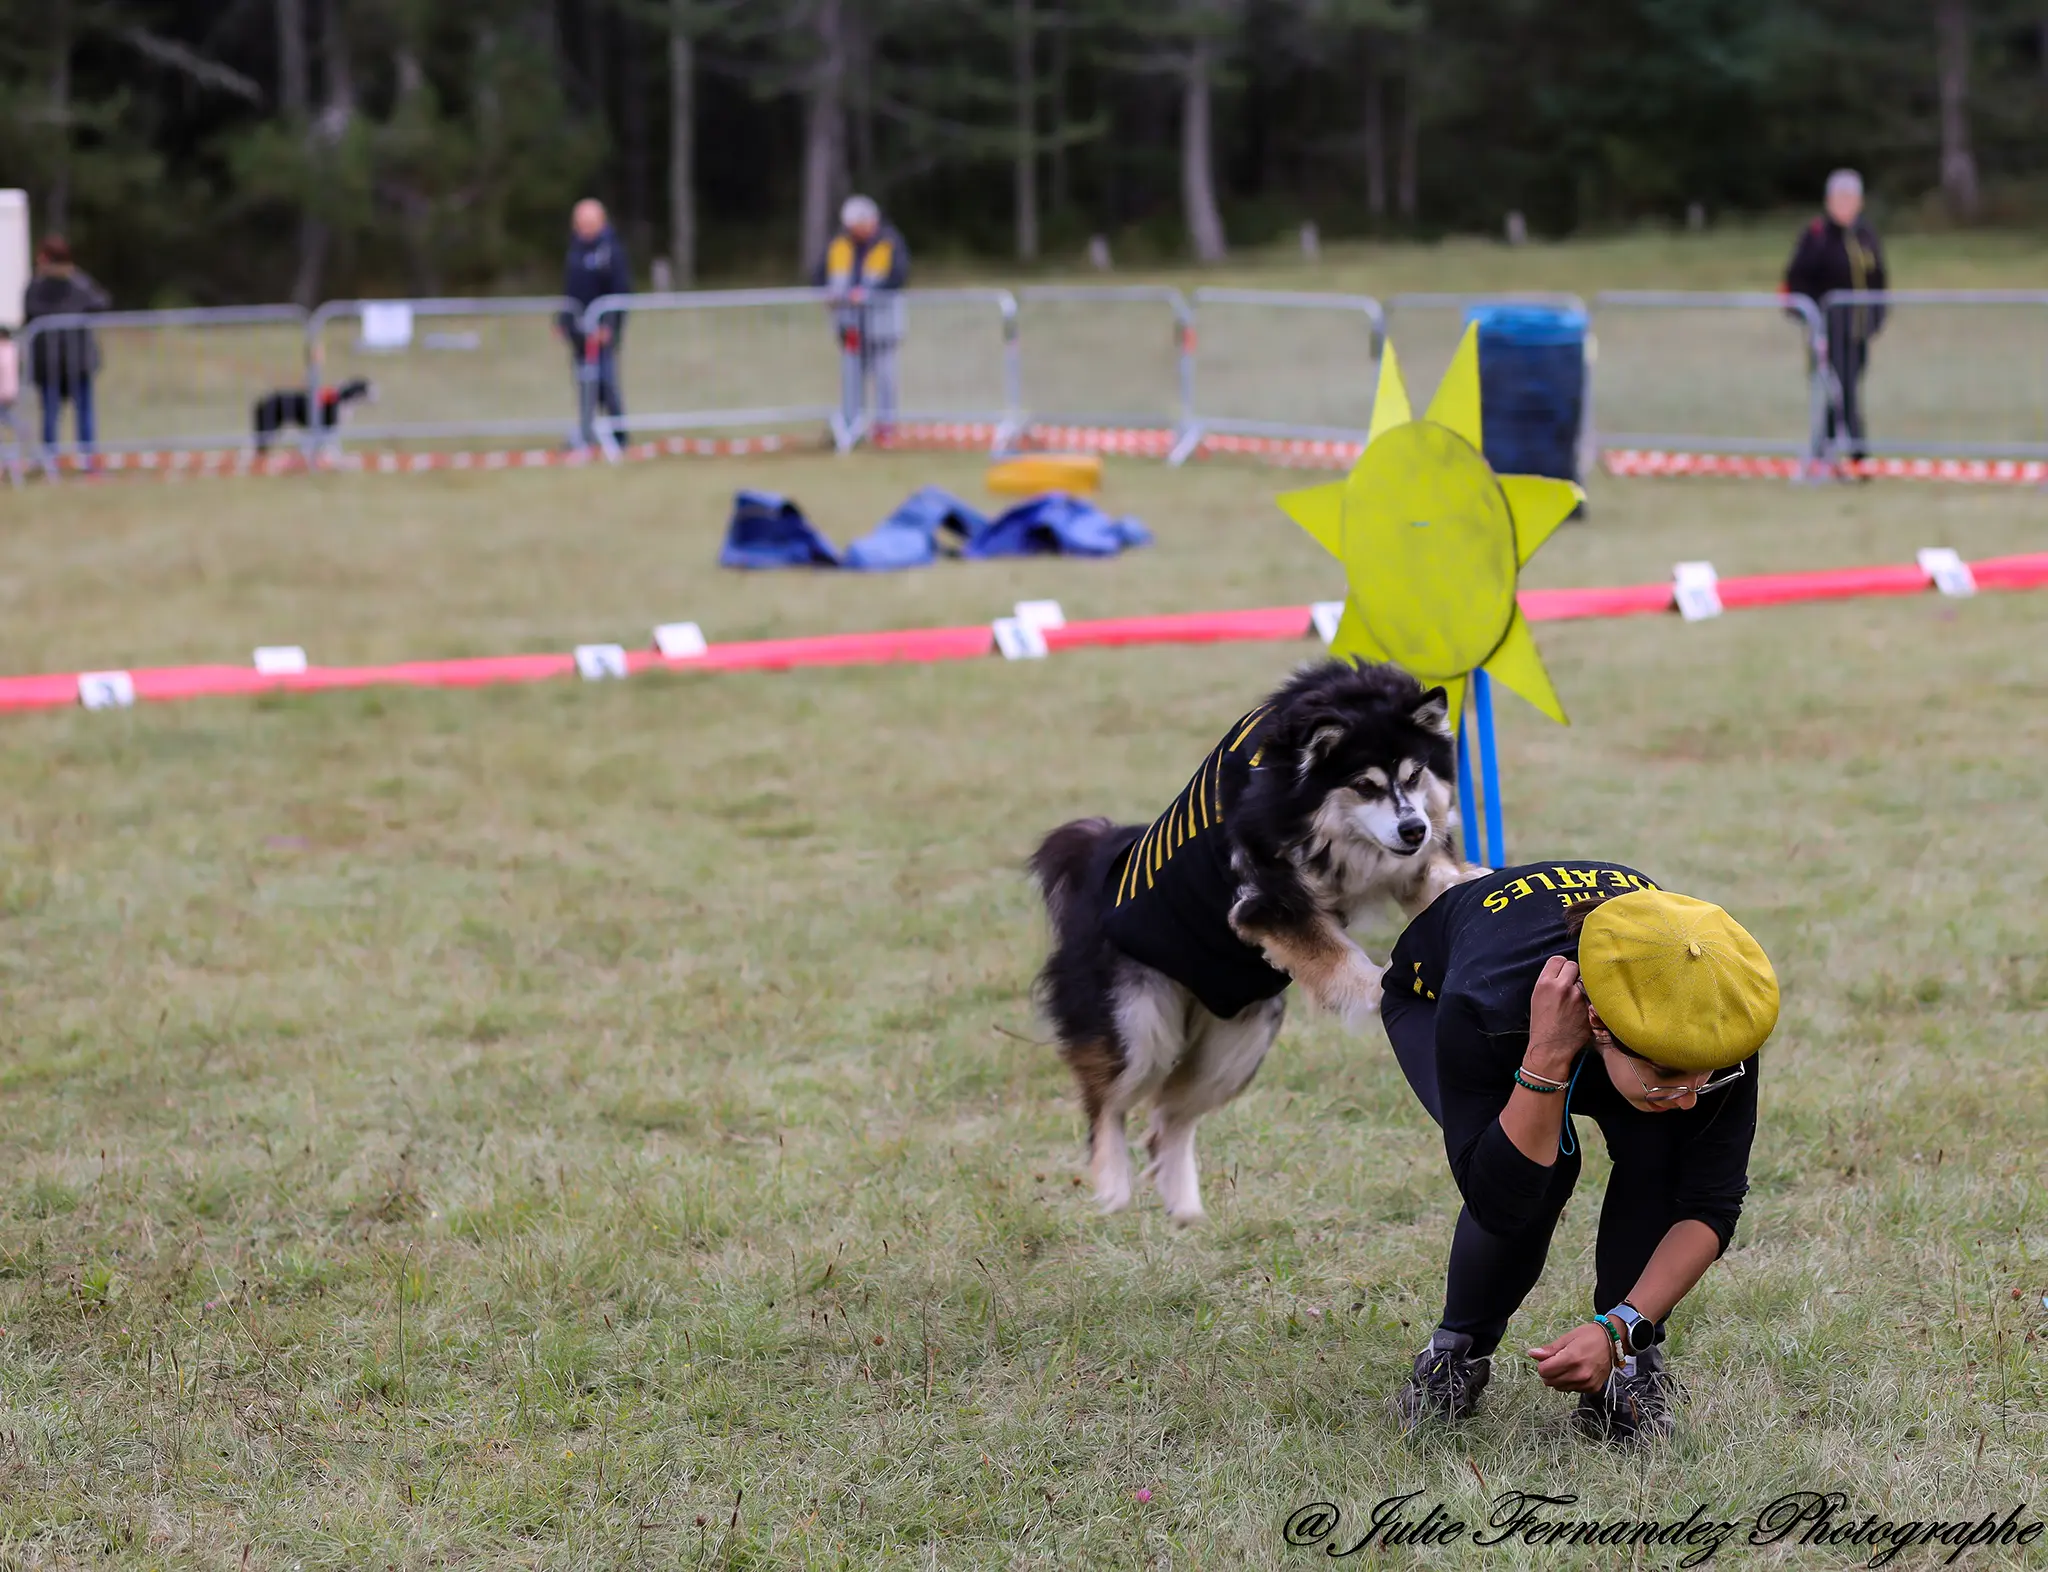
xmin=816 ymin=195 xmax=910 ymax=438
xmin=0 ymin=327 xmax=21 ymax=482
xmin=1380 ymin=865 xmax=1777 ymax=1443
xmin=558 ymin=199 xmax=633 ymax=448
xmin=21 ymin=236 xmax=111 ymax=471
xmin=1783 ymin=169 xmax=1887 ymax=470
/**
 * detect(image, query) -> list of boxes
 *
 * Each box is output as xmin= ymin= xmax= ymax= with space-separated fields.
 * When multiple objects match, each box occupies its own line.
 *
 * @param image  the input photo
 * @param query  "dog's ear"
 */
xmin=1411 ymin=686 xmax=1452 ymax=737
xmin=1303 ymin=722 xmax=1348 ymax=766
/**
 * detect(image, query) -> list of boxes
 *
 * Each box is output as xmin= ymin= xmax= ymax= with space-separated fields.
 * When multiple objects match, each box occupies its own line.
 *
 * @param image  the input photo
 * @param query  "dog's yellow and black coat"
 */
xmin=1099 ymin=706 xmax=1293 ymax=1019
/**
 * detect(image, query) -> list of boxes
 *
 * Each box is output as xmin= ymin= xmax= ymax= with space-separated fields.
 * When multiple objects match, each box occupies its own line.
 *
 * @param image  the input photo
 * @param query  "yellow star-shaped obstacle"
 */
xmin=1278 ymin=323 xmax=1583 ymax=726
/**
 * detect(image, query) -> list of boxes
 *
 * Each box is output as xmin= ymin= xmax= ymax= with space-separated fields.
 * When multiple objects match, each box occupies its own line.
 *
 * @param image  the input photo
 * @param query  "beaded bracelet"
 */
xmin=1593 ymin=1312 xmax=1626 ymax=1365
xmin=1513 ymin=1065 xmax=1568 ymax=1094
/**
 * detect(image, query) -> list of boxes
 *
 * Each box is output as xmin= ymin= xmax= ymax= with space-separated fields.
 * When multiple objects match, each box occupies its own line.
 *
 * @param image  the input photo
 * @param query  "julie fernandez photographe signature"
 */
xmin=1282 ymin=1490 xmax=2046 ymax=1567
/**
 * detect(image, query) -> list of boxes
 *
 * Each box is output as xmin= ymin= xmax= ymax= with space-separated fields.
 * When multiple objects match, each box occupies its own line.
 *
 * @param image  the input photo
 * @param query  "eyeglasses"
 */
xmin=1592 ymin=1024 xmax=1745 ymax=1103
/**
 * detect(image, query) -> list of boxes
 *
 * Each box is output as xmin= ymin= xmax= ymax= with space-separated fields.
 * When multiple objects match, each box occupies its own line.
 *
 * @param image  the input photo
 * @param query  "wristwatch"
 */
xmin=1603 ymin=1302 xmax=1656 ymax=1355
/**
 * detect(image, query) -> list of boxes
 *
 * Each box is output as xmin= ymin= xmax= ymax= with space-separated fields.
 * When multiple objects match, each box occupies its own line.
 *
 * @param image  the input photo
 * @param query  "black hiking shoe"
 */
xmin=1573 ymin=1345 xmax=1675 ymax=1444
xmin=1390 ymin=1330 xmax=1491 ymax=1431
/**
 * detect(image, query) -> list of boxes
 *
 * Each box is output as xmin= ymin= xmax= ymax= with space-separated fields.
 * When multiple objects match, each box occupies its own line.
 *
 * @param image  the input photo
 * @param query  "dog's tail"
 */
xmin=1028 ymin=816 xmax=1119 ymax=930
xmin=1027 ymin=817 xmax=1138 ymax=1054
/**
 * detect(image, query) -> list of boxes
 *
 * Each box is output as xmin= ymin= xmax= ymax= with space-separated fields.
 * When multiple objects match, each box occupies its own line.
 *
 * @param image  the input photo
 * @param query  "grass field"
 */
xmin=2 ymin=442 xmax=2045 ymax=1568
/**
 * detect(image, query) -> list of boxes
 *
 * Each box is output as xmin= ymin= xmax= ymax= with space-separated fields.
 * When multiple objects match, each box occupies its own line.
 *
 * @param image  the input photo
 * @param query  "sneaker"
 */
xmin=1573 ymin=1345 xmax=1674 ymax=1444
xmin=1390 ymin=1330 xmax=1491 ymax=1430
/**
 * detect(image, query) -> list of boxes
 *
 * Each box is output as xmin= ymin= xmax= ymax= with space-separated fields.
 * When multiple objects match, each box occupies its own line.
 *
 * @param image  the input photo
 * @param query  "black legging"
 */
xmin=1382 ymin=987 xmax=1669 ymax=1358
xmin=1812 ymin=302 xmax=1873 ymax=461
xmin=1824 ymin=329 xmax=1868 ymax=460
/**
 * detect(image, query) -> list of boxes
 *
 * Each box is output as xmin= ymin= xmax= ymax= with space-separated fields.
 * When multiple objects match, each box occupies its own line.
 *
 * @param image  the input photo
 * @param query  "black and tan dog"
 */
xmin=1029 ymin=660 xmax=1483 ymax=1221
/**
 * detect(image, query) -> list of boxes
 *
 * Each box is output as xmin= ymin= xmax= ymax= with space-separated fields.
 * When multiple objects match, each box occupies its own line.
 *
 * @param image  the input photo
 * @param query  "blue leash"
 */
xmin=1558 ymin=1051 xmax=1589 ymax=1156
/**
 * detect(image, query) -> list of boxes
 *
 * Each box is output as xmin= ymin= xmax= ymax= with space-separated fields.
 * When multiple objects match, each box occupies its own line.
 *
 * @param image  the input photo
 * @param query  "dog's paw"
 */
xmin=1149 ymin=1162 xmax=1207 ymax=1222
xmin=1094 ymin=1175 xmax=1133 ymax=1213
xmin=1323 ymin=957 xmax=1385 ymax=1029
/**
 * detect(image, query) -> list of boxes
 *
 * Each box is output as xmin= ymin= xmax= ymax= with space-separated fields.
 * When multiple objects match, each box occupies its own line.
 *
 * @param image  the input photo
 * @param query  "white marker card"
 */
xmin=992 ymin=617 xmax=1049 ymax=660
xmin=1672 ymin=560 xmax=1723 ymax=622
xmin=1916 ymin=548 xmax=1976 ymax=597
xmin=359 ymin=301 xmax=415 ymax=351
xmin=1012 ymin=599 xmax=1066 ymax=632
xmin=574 ymin=643 xmax=629 ymax=681
xmin=653 ymin=621 xmax=708 ymax=659
xmin=253 ymin=645 xmax=308 ymax=675
xmin=78 ymin=671 xmax=136 ymax=710
xmin=1310 ymin=601 xmax=1345 ymax=644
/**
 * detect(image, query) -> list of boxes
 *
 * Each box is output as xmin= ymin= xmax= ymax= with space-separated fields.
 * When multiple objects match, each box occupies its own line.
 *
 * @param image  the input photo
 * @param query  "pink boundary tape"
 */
xmin=5 ymin=552 xmax=2044 ymax=717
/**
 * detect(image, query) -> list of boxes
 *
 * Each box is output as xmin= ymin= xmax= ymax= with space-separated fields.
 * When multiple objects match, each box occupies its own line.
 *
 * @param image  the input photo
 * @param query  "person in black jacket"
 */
xmin=558 ymin=199 xmax=633 ymax=448
xmin=21 ymin=235 xmax=111 ymax=467
xmin=1380 ymin=865 xmax=1779 ymax=1443
xmin=1784 ymin=169 xmax=1887 ymax=466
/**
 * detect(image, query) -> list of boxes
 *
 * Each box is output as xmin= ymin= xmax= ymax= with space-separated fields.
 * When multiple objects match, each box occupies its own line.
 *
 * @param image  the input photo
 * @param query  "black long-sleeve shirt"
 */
xmin=561 ymin=227 xmax=633 ymax=347
xmin=1387 ymin=861 xmax=1758 ymax=1247
xmin=1783 ymin=216 xmax=1887 ymax=340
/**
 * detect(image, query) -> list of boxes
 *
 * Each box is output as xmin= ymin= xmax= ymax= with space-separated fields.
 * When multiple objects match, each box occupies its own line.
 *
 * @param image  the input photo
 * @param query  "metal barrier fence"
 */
xmin=306 ymin=296 xmax=582 ymax=449
xmin=880 ymin=287 xmax=1020 ymax=445
xmin=1180 ymin=289 xmax=1384 ymax=461
xmin=15 ymin=305 xmax=309 ymax=466
xmin=581 ymin=287 xmax=841 ymax=451
xmin=18 ymin=284 xmax=2048 ymax=478
xmin=1590 ymin=292 xmax=1826 ymax=460
xmin=1819 ymin=290 xmax=2048 ymax=459
xmin=580 ymin=286 xmax=1019 ymax=455
xmin=577 ymin=288 xmax=839 ymax=450
xmin=1016 ymin=285 xmax=1191 ymax=434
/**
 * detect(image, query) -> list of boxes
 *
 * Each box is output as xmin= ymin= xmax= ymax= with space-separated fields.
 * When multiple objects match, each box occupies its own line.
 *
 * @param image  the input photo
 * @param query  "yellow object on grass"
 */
xmin=1579 ymin=890 xmax=1780 ymax=1071
xmin=1275 ymin=323 xmax=1582 ymax=727
xmin=987 ymin=454 xmax=1102 ymax=496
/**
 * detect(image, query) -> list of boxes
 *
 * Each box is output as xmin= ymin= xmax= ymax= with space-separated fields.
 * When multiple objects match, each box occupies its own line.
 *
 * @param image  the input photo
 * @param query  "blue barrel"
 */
xmin=1462 ymin=304 xmax=1587 ymax=483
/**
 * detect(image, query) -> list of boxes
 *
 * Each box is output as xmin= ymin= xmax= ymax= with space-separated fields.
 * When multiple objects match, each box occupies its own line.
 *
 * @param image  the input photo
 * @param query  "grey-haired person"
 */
xmin=815 ymin=195 xmax=910 ymax=438
xmin=1783 ymin=170 xmax=1887 ymax=469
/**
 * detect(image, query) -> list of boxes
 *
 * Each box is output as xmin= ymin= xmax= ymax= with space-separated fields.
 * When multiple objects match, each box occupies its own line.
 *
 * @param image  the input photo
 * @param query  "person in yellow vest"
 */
xmin=816 ymin=195 xmax=910 ymax=439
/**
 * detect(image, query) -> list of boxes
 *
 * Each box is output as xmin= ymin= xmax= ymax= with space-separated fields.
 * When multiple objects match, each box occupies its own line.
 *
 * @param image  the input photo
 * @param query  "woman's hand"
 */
xmin=1527 ymin=1322 xmax=1618 ymax=1393
xmin=1525 ymin=955 xmax=1592 ymax=1079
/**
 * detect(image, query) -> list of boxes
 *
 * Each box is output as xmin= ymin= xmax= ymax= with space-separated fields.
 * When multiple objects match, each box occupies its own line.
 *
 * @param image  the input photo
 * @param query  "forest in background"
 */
xmin=5 ymin=0 xmax=2048 ymax=306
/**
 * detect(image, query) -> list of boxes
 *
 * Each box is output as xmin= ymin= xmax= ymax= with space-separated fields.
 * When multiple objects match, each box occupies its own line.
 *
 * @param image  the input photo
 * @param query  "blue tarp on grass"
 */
xmin=718 ymin=490 xmax=843 ymax=569
xmin=723 ymin=488 xmax=1151 ymax=570
xmin=964 ymin=493 xmax=1153 ymax=559
xmin=842 ymin=487 xmax=986 ymax=570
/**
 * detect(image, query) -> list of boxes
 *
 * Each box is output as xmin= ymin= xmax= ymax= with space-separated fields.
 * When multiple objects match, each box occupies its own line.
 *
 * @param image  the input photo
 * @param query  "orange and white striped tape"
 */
xmin=20 ymin=429 xmax=2046 ymax=486
xmin=23 ymin=432 xmax=801 ymax=484
xmin=1602 ymin=449 xmax=2048 ymax=484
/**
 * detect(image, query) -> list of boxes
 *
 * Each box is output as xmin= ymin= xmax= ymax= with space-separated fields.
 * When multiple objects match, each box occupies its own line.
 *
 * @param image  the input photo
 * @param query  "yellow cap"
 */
xmin=1579 ymin=890 xmax=1779 ymax=1072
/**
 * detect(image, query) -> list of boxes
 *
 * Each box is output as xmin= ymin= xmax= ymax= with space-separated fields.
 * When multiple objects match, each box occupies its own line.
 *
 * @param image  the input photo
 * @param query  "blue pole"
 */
xmin=1456 ymin=698 xmax=1478 ymax=865
xmin=1473 ymin=667 xmax=1506 ymax=867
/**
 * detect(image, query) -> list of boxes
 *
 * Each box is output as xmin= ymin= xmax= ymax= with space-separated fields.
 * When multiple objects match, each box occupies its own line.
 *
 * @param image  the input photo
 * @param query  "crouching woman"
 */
xmin=1379 ymin=863 xmax=1778 ymax=1442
